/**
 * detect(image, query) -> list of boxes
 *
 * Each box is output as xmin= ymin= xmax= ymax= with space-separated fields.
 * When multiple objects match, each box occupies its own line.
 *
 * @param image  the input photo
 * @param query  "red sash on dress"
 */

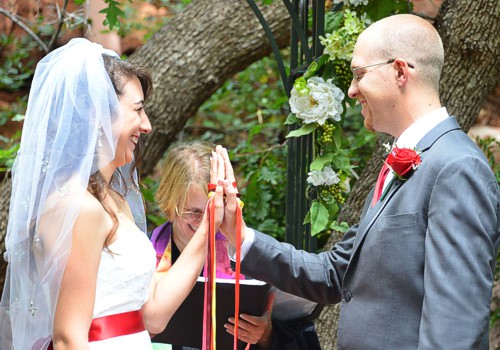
xmin=47 ymin=309 xmax=144 ymax=349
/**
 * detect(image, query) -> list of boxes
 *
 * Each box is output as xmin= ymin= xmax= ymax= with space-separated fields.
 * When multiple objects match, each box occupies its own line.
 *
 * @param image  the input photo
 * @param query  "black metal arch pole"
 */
xmin=246 ymin=0 xmax=325 ymax=251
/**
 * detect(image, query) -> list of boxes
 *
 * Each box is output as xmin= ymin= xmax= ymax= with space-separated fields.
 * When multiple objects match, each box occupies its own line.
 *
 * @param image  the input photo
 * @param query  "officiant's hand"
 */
xmin=215 ymin=146 xmax=251 ymax=247
xmin=224 ymin=292 xmax=275 ymax=348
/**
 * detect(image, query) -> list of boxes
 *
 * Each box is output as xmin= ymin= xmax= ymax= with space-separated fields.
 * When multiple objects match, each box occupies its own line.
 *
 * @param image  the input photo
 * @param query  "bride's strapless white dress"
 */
xmin=89 ymin=221 xmax=156 ymax=349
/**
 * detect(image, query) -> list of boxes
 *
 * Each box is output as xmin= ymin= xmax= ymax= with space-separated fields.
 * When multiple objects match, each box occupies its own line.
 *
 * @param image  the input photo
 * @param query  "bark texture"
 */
xmin=315 ymin=0 xmax=500 ymax=348
xmin=0 ymin=179 xmax=12 ymax=290
xmin=129 ymin=0 xmax=291 ymax=176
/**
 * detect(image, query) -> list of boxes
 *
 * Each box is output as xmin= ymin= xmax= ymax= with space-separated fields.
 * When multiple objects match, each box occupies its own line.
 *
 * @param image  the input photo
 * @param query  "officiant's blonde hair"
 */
xmin=156 ymin=141 xmax=214 ymax=219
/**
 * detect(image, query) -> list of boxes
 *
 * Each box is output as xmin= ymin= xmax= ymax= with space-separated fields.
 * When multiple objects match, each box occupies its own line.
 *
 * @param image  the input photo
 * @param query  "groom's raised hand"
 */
xmin=215 ymin=145 xmax=249 ymax=247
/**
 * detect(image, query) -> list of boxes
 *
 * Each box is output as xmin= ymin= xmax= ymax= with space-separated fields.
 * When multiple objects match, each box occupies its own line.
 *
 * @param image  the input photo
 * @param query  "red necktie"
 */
xmin=371 ymin=160 xmax=390 ymax=207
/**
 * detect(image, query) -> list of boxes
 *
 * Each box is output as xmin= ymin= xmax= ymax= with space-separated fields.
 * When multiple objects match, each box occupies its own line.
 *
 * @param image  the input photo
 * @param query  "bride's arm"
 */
xmin=52 ymin=193 xmax=111 ymax=350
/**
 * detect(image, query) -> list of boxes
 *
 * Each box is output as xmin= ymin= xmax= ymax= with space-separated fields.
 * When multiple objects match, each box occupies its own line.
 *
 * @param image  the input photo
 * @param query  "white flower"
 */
xmin=307 ymin=166 xmax=341 ymax=186
xmin=289 ymin=77 xmax=344 ymax=125
xmin=332 ymin=0 xmax=369 ymax=6
xmin=343 ymin=178 xmax=351 ymax=193
xmin=383 ymin=142 xmax=393 ymax=153
xmin=320 ymin=9 xmax=369 ymax=61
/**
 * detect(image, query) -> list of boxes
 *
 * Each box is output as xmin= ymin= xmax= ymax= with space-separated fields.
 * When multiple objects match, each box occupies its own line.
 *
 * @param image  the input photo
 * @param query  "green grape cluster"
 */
xmin=319 ymin=182 xmax=346 ymax=205
xmin=329 ymin=183 xmax=346 ymax=205
xmin=320 ymin=122 xmax=336 ymax=144
xmin=334 ymin=60 xmax=352 ymax=91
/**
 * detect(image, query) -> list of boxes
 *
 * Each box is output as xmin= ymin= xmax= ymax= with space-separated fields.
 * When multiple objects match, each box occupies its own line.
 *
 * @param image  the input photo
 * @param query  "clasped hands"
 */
xmin=203 ymin=146 xmax=274 ymax=347
xmin=206 ymin=145 xmax=248 ymax=247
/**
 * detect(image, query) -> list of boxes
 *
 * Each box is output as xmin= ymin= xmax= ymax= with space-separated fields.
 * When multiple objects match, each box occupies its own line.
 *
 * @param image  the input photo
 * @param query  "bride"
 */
xmin=0 ymin=38 xmax=228 ymax=350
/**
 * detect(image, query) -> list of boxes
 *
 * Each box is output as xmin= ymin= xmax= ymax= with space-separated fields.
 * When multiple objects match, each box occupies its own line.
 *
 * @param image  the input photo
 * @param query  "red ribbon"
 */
xmin=203 ymin=191 xmax=243 ymax=350
xmin=47 ymin=309 xmax=144 ymax=349
xmin=203 ymin=196 xmax=216 ymax=350
xmin=233 ymin=204 xmax=242 ymax=349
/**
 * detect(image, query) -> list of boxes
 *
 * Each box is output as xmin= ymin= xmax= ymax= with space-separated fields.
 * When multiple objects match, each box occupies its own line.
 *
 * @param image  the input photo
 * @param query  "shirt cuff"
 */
xmin=229 ymin=227 xmax=255 ymax=262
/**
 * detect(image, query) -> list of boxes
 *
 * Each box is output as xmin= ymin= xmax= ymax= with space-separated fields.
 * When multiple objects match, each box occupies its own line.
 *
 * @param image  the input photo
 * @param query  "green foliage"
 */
xmin=0 ymin=34 xmax=37 ymax=91
xmin=100 ymin=0 xmax=126 ymax=30
xmin=141 ymin=177 xmax=165 ymax=231
xmin=362 ymin=0 xmax=410 ymax=20
xmin=0 ymin=138 xmax=20 ymax=174
xmin=475 ymin=137 xmax=500 ymax=185
xmin=0 ymin=97 xmax=26 ymax=174
xmin=475 ymin=136 xmax=500 ymax=330
xmin=179 ymin=55 xmax=289 ymax=240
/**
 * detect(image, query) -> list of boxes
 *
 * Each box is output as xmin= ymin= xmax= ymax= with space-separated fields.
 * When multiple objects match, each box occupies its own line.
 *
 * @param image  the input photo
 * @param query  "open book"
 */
xmin=152 ymin=277 xmax=270 ymax=349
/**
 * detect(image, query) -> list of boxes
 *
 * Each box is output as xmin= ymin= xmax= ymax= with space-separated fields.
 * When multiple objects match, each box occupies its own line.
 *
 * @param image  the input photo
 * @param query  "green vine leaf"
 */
xmin=331 ymin=150 xmax=352 ymax=172
xmin=309 ymin=201 xmax=329 ymax=236
xmin=99 ymin=0 xmax=125 ymax=30
xmin=364 ymin=0 xmax=409 ymax=22
xmin=333 ymin=122 xmax=342 ymax=148
xmin=331 ymin=220 xmax=350 ymax=233
xmin=310 ymin=153 xmax=335 ymax=171
xmin=286 ymin=123 xmax=317 ymax=138
xmin=284 ymin=112 xmax=298 ymax=125
xmin=323 ymin=200 xmax=339 ymax=218
xmin=304 ymin=54 xmax=329 ymax=80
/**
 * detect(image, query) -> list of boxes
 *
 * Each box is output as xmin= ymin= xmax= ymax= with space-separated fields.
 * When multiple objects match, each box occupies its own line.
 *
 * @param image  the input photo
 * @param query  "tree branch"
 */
xmin=47 ymin=0 xmax=69 ymax=51
xmin=0 ymin=8 xmax=49 ymax=53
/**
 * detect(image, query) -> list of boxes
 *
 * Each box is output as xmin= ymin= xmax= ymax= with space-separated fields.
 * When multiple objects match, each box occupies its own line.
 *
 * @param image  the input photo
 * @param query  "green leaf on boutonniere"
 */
xmin=286 ymin=123 xmax=317 ymax=138
xmin=284 ymin=113 xmax=298 ymax=125
xmin=310 ymin=153 xmax=335 ymax=171
xmin=309 ymin=201 xmax=329 ymax=236
xmin=379 ymin=178 xmax=395 ymax=203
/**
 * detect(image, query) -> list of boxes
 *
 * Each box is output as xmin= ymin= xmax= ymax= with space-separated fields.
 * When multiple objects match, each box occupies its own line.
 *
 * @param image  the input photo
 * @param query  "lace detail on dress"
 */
xmin=93 ymin=224 xmax=155 ymax=318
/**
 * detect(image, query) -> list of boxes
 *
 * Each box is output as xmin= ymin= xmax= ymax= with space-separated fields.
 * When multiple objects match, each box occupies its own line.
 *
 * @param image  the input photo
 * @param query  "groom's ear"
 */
xmin=393 ymin=58 xmax=411 ymax=87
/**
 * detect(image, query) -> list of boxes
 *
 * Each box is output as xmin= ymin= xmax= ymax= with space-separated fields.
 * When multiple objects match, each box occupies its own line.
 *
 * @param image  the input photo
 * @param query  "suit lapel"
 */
xmin=347 ymin=117 xmax=462 ymax=265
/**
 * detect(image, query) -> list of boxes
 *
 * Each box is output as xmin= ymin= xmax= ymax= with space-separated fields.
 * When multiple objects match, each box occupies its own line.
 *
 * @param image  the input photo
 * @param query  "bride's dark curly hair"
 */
xmin=88 ymin=54 xmax=153 ymax=248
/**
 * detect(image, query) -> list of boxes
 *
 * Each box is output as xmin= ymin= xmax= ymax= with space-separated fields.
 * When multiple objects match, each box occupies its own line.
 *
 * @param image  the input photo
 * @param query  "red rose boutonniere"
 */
xmin=386 ymin=147 xmax=422 ymax=180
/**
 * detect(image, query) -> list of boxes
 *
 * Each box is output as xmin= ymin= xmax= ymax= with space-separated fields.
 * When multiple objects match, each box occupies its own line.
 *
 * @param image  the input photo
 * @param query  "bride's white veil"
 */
xmin=0 ymin=38 xmax=146 ymax=350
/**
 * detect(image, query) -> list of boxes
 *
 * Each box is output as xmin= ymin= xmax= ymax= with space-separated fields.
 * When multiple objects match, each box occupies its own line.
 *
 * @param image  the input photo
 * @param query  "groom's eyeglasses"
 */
xmin=352 ymin=59 xmax=415 ymax=81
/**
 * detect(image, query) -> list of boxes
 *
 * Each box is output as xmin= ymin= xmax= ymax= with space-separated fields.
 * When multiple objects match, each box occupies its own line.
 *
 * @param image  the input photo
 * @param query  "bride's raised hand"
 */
xmin=207 ymin=150 xmax=225 ymax=231
xmin=215 ymin=146 xmax=247 ymax=246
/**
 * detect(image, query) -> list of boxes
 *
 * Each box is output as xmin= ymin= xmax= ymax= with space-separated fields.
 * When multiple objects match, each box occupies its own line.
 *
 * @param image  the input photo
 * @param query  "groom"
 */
xmin=219 ymin=14 xmax=500 ymax=349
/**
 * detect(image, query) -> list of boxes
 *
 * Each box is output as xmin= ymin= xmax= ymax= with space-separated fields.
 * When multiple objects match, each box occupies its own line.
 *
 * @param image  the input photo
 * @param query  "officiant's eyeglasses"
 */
xmin=352 ymin=59 xmax=414 ymax=81
xmin=175 ymin=206 xmax=204 ymax=222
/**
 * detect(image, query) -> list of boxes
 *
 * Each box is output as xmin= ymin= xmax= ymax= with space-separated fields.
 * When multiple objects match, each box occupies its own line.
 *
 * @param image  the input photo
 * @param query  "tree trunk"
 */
xmin=129 ymin=0 xmax=291 ymax=176
xmin=0 ymin=179 xmax=12 ymax=290
xmin=315 ymin=0 xmax=500 ymax=348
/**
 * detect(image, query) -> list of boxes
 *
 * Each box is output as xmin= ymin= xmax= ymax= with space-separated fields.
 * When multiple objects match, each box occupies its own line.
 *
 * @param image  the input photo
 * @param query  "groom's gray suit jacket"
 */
xmin=242 ymin=118 xmax=500 ymax=349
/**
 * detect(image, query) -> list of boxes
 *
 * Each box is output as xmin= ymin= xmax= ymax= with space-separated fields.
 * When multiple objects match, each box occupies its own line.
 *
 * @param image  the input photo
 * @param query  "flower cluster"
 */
xmin=333 ymin=0 xmax=369 ymax=6
xmin=285 ymin=4 xmax=374 ymax=237
xmin=307 ymin=166 xmax=340 ymax=186
xmin=289 ymin=77 xmax=344 ymax=125
xmin=320 ymin=9 xmax=369 ymax=61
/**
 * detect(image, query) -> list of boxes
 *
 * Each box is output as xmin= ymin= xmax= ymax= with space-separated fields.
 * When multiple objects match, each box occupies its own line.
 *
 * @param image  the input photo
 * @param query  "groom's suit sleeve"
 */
xmin=418 ymin=152 xmax=500 ymax=349
xmin=240 ymin=223 xmax=359 ymax=305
